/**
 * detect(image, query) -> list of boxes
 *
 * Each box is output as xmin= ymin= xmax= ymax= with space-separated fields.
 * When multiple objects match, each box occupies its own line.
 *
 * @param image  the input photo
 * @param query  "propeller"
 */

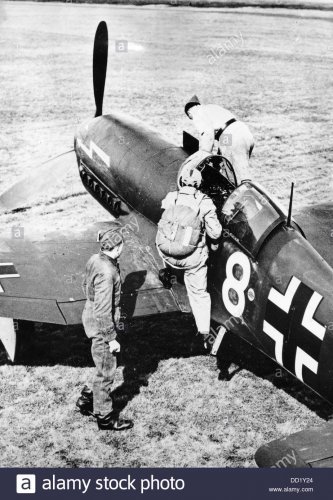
xmin=0 ymin=149 xmax=76 ymax=212
xmin=93 ymin=21 xmax=108 ymax=118
xmin=0 ymin=21 xmax=109 ymax=212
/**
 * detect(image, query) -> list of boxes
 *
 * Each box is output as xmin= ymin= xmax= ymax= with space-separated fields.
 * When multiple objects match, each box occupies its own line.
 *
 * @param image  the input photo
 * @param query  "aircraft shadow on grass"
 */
xmin=1 ymin=278 xmax=332 ymax=422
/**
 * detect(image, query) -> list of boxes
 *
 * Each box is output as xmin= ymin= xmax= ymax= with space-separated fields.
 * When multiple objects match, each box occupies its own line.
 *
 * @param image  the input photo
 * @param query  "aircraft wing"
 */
xmin=295 ymin=203 xmax=333 ymax=268
xmin=0 ymin=212 xmax=184 ymax=328
xmin=255 ymin=421 xmax=333 ymax=468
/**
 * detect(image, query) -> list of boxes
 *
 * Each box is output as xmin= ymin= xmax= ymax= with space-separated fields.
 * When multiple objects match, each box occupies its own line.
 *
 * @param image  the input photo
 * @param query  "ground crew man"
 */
xmin=76 ymin=229 xmax=133 ymax=431
xmin=184 ymin=95 xmax=254 ymax=185
xmin=156 ymin=154 xmax=222 ymax=348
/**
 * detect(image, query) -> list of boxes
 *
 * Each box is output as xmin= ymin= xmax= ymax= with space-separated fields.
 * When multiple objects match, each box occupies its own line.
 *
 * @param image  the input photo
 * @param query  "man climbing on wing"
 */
xmin=184 ymin=95 xmax=254 ymax=185
xmin=156 ymin=152 xmax=222 ymax=350
xmin=76 ymin=229 xmax=133 ymax=431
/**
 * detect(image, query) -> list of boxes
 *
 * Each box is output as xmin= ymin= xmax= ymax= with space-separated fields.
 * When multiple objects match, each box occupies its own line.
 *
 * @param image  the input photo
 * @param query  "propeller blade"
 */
xmin=93 ymin=21 xmax=108 ymax=118
xmin=0 ymin=149 xmax=76 ymax=212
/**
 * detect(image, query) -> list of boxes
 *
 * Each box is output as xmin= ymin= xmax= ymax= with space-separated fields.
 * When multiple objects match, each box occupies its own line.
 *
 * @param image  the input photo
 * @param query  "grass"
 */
xmin=0 ymin=1 xmax=332 ymax=467
xmin=1 ymin=316 xmax=331 ymax=467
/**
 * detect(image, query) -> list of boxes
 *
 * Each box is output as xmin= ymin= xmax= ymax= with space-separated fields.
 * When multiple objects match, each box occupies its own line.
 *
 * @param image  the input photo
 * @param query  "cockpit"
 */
xmin=177 ymin=153 xmax=294 ymax=257
xmin=177 ymin=152 xmax=237 ymax=214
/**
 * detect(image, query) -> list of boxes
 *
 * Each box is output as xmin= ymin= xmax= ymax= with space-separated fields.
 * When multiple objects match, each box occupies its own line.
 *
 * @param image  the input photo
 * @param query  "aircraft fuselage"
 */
xmin=75 ymin=113 xmax=333 ymax=406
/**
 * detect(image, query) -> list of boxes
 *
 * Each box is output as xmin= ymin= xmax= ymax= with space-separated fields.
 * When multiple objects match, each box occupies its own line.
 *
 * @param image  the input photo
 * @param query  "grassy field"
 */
xmin=0 ymin=1 xmax=333 ymax=467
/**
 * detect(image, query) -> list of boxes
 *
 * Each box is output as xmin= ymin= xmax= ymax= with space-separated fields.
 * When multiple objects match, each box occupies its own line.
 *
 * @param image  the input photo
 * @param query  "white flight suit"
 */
xmin=191 ymin=104 xmax=254 ymax=184
xmin=160 ymin=186 xmax=222 ymax=334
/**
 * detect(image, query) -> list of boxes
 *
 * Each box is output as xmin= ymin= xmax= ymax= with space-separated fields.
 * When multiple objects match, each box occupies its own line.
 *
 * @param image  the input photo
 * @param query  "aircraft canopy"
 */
xmin=221 ymin=182 xmax=287 ymax=256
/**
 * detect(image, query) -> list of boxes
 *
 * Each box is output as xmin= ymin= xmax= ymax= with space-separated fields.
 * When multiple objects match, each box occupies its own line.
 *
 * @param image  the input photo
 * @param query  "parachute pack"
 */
xmin=156 ymin=192 xmax=205 ymax=258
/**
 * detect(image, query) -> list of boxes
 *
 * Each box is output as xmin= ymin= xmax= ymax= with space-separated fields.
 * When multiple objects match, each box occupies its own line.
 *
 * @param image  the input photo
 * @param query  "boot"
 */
xmin=76 ymin=385 xmax=94 ymax=416
xmin=97 ymin=411 xmax=133 ymax=431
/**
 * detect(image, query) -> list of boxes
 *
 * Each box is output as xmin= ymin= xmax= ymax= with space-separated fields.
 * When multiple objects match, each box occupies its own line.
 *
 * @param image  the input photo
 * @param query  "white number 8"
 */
xmin=222 ymin=251 xmax=251 ymax=317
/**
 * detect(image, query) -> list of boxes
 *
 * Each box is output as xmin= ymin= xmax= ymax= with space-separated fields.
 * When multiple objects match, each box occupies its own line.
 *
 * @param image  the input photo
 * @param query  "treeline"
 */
xmin=10 ymin=0 xmax=333 ymax=12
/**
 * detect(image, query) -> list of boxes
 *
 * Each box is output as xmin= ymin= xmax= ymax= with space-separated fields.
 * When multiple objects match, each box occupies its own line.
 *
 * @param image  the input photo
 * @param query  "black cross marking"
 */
xmin=265 ymin=279 xmax=326 ymax=390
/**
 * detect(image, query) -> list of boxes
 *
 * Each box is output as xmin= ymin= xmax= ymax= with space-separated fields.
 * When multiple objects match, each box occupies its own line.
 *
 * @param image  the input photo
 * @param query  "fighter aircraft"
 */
xmin=0 ymin=21 xmax=332 ymax=467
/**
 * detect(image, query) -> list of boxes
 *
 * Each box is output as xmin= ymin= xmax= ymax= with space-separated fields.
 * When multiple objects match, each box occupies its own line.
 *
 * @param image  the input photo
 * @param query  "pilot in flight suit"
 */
xmin=158 ymin=166 xmax=222 ymax=345
xmin=77 ymin=229 xmax=133 ymax=431
xmin=185 ymin=95 xmax=254 ymax=185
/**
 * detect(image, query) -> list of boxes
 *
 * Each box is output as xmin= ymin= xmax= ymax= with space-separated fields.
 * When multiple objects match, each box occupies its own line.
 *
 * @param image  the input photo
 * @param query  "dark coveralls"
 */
xmin=82 ymin=251 xmax=121 ymax=416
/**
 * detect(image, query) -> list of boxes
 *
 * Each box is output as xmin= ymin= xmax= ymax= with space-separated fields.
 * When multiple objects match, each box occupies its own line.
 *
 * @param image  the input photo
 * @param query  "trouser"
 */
xmin=91 ymin=333 xmax=117 ymax=416
xmin=184 ymin=260 xmax=211 ymax=334
xmin=218 ymin=121 xmax=254 ymax=185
